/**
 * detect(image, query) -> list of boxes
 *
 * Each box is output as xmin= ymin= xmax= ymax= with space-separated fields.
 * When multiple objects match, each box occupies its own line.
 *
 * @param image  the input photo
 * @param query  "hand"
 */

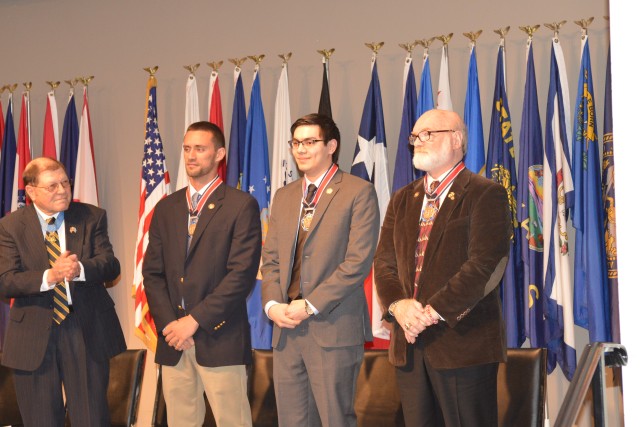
xmin=268 ymin=304 xmax=302 ymax=329
xmin=46 ymin=251 xmax=80 ymax=283
xmin=163 ymin=316 xmax=199 ymax=350
xmin=393 ymin=299 xmax=432 ymax=341
xmin=285 ymin=299 xmax=310 ymax=321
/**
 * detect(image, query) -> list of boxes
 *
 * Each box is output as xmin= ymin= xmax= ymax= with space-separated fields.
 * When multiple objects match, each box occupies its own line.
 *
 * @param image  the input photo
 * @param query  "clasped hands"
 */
xmin=47 ymin=251 xmax=80 ymax=284
xmin=268 ymin=300 xmax=309 ymax=329
xmin=164 ymin=315 xmax=198 ymax=352
xmin=393 ymin=299 xmax=440 ymax=344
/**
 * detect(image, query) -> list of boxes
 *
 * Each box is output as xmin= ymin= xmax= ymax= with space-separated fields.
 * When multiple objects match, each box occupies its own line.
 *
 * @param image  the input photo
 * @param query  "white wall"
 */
xmin=1 ymin=0 xmax=618 ymax=425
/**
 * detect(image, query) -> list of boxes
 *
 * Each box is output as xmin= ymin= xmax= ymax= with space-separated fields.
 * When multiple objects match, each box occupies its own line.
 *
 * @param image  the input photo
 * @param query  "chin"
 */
xmin=413 ymin=155 xmax=432 ymax=172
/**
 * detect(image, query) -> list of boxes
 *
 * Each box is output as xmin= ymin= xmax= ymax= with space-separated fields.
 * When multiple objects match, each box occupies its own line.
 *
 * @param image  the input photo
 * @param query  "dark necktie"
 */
xmin=413 ymin=180 xmax=440 ymax=299
xmin=288 ymin=184 xmax=318 ymax=301
xmin=45 ymin=217 xmax=70 ymax=324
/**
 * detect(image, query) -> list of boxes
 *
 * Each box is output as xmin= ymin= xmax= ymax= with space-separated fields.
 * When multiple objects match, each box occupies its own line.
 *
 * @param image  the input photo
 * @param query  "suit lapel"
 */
xmin=403 ymin=179 xmax=425 ymax=291
xmin=63 ymin=204 xmax=83 ymax=257
xmin=21 ymin=205 xmax=50 ymax=268
xmin=169 ymin=189 xmax=190 ymax=263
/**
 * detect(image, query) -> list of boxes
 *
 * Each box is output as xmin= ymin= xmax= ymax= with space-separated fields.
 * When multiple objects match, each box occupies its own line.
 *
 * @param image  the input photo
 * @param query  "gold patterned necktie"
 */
xmin=45 ymin=217 xmax=69 ymax=324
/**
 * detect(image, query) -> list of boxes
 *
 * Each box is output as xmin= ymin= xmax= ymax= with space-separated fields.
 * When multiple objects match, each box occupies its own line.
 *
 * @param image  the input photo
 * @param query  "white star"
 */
xmin=352 ymin=135 xmax=375 ymax=178
xmin=249 ymin=185 xmax=255 ymax=194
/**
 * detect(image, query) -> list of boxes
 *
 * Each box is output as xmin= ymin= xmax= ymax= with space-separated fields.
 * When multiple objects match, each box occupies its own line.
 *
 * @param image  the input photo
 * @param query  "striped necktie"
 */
xmin=46 ymin=217 xmax=70 ymax=324
xmin=413 ymin=180 xmax=440 ymax=298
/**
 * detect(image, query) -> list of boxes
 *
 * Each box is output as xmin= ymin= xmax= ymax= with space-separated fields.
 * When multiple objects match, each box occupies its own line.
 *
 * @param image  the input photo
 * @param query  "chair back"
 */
xmin=0 ymin=353 xmax=24 ymax=426
xmin=108 ymin=349 xmax=147 ymax=427
xmin=497 ymin=348 xmax=547 ymax=427
xmin=355 ymin=349 xmax=404 ymax=426
xmin=249 ymin=349 xmax=278 ymax=427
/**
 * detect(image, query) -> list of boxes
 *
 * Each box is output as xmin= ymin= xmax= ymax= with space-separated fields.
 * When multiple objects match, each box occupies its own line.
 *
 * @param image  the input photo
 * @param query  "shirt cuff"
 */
xmin=264 ymin=300 xmax=279 ymax=319
xmin=40 ymin=270 xmax=56 ymax=292
xmin=72 ymin=262 xmax=86 ymax=281
xmin=305 ymin=299 xmax=319 ymax=315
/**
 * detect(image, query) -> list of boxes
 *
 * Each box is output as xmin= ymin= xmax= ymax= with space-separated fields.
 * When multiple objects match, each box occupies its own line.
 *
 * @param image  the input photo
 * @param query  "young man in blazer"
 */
xmin=374 ymin=109 xmax=511 ymax=427
xmin=0 ymin=157 xmax=125 ymax=426
xmin=262 ymin=113 xmax=379 ymax=427
xmin=143 ymin=121 xmax=262 ymax=427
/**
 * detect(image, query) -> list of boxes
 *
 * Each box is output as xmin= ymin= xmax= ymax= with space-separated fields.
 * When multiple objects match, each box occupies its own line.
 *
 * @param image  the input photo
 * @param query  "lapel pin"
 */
xmin=326 ymin=188 xmax=333 ymax=194
xmin=414 ymin=192 xmax=419 ymax=198
xmin=69 ymin=226 xmax=77 ymax=234
xmin=448 ymin=192 xmax=456 ymax=200
xmin=208 ymin=203 xmax=215 ymax=210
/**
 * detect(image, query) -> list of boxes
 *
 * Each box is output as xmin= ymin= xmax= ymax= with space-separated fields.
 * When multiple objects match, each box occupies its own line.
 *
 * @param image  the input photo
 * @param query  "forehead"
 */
xmin=293 ymin=125 xmax=322 ymax=139
xmin=37 ymin=168 xmax=68 ymax=183
xmin=183 ymin=130 xmax=215 ymax=146
xmin=413 ymin=112 xmax=451 ymax=132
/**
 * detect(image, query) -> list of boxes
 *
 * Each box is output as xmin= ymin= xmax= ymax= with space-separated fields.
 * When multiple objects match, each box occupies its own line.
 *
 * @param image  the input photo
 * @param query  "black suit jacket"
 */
xmin=143 ymin=184 xmax=262 ymax=368
xmin=0 ymin=202 xmax=126 ymax=371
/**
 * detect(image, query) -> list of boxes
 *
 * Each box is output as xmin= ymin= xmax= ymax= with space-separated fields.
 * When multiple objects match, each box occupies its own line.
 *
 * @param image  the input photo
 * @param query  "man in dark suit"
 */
xmin=374 ymin=109 xmax=511 ymax=427
xmin=143 ymin=121 xmax=261 ymax=427
xmin=262 ymin=113 xmax=379 ymax=427
xmin=0 ymin=157 xmax=125 ymax=427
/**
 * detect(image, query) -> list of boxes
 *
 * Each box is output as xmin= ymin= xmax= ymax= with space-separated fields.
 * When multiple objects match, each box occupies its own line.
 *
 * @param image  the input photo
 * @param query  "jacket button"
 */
xmin=180 ymin=277 xmax=184 ymax=283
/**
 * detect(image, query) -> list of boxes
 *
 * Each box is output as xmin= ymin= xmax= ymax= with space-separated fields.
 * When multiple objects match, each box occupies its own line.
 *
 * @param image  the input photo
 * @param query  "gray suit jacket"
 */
xmin=0 ymin=202 xmax=125 ymax=371
xmin=261 ymin=170 xmax=378 ymax=349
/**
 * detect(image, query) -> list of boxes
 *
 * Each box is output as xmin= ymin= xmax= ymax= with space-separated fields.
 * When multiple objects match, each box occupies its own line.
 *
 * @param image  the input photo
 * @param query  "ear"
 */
xmin=327 ymin=139 xmax=338 ymax=155
xmin=25 ymin=185 xmax=36 ymax=202
xmin=215 ymin=147 xmax=226 ymax=162
xmin=451 ymin=131 xmax=463 ymax=150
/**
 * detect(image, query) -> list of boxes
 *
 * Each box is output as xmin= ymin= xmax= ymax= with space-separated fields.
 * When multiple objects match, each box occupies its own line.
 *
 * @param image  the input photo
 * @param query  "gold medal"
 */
xmin=301 ymin=210 xmax=314 ymax=231
xmin=188 ymin=222 xmax=196 ymax=236
xmin=421 ymin=201 xmax=439 ymax=224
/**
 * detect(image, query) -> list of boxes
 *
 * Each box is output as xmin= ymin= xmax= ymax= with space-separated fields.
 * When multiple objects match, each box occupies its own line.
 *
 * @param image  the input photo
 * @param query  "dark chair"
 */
xmin=108 ymin=349 xmax=147 ymax=427
xmin=0 ymin=353 xmax=23 ymax=426
xmin=355 ymin=349 xmax=404 ymax=427
xmin=249 ymin=349 xmax=278 ymax=427
xmin=497 ymin=348 xmax=548 ymax=427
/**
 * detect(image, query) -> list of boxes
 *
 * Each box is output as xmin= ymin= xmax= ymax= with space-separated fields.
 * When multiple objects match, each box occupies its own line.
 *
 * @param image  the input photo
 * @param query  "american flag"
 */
xmin=133 ymin=75 xmax=171 ymax=351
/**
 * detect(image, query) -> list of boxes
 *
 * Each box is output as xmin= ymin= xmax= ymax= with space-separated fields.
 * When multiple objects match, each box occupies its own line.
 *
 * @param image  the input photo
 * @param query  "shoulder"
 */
xmin=463 ymin=170 xmax=507 ymax=197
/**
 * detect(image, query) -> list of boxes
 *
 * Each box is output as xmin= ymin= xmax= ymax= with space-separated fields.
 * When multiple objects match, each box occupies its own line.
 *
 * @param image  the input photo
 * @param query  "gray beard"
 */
xmin=413 ymin=153 xmax=433 ymax=172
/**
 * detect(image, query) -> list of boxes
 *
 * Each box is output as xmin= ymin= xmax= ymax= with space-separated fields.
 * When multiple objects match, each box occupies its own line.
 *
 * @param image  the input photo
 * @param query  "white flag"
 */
xmin=176 ymin=73 xmax=200 ymax=190
xmin=270 ymin=62 xmax=297 ymax=205
xmin=73 ymin=87 xmax=99 ymax=206
xmin=436 ymin=44 xmax=453 ymax=111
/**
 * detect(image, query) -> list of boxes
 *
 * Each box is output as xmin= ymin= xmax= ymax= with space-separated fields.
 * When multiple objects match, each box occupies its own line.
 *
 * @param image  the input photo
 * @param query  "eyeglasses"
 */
xmin=288 ymin=139 xmax=325 ymax=149
xmin=408 ymin=129 xmax=456 ymax=145
xmin=30 ymin=180 xmax=72 ymax=193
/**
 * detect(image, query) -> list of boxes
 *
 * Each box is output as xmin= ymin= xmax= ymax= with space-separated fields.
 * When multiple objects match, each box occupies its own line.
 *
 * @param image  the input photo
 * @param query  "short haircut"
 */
xmin=23 ymin=157 xmax=67 ymax=186
xmin=290 ymin=113 xmax=340 ymax=164
xmin=185 ymin=121 xmax=225 ymax=149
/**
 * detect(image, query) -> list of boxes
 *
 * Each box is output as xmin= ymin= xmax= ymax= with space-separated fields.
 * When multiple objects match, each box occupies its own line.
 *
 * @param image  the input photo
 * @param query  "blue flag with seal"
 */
xmin=227 ymin=65 xmax=247 ymax=189
xmin=486 ymin=43 xmax=524 ymax=348
xmin=464 ymin=43 xmax=485 ymax=174
xmin=241 ymin=64 xmax=272 ymax=350
xmin=602 ymin=46 xmax=619 ymax=343
xmin=543 ymin=38 xmax=576 ymax=380
xmin=392 ymin=54 xmax=418 ymax=193
xmin=516 ymin=39 xmax=545 ymax=348
xmin=571 ymin=35 xmax=611 ymax=343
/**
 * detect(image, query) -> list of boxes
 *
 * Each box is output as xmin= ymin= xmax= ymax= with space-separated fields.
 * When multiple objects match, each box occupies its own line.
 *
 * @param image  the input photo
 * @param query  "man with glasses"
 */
xmin=0 ymin=157 xmax=125 ymax=426
xmin=262 ymin=113 xmax=379 ymax=427
xmin=374 ymin=109 xmax=511 ymax=427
